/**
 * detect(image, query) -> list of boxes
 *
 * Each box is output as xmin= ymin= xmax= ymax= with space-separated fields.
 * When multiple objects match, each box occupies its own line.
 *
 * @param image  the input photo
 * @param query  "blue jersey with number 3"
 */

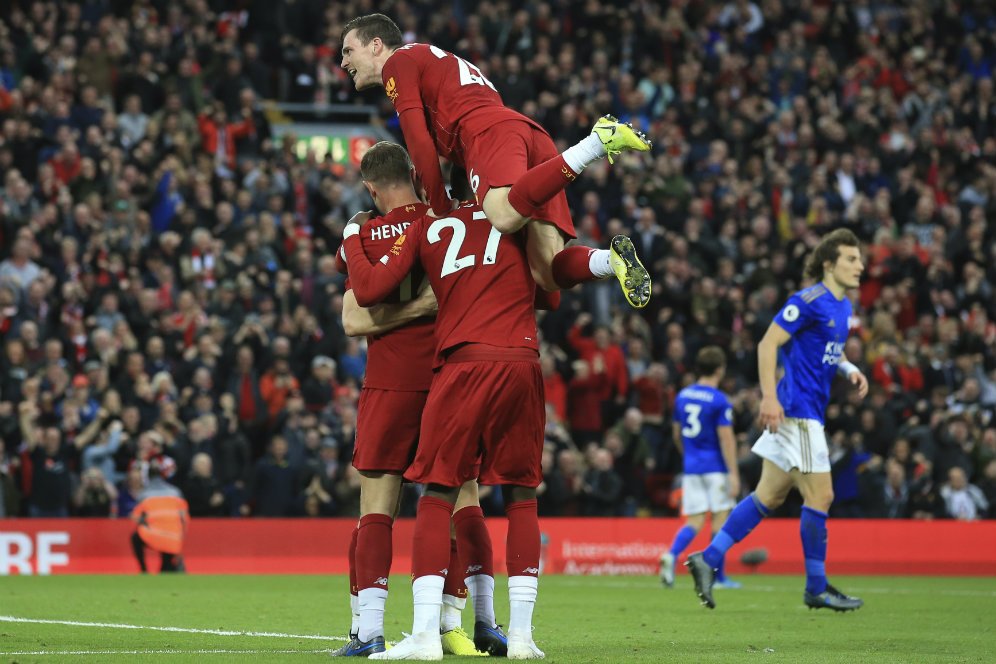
xmin=772 ymin=283 xmax=852 ymax=423
xmin=674 ymin=384 xmax=732 ymax=474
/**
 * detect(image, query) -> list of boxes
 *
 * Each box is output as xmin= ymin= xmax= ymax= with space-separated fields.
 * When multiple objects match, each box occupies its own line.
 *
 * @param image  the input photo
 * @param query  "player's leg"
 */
xmin=687 ymin=460 xmax=792 ymax=608
xmin=793 ymin=447 xmax=862 ymax=611
xmin=441 ymin=481 xmax=489 ymax=657
xmin=710 ymin=508 xmax=741 ymax=588
xmin=661 ymin=512 xmax=704 ymax=588
xmin=472 ymin=125 xmax=651 ymax=307
xmin=476 ymin=359 xmax=545 ymax=659
xmin=130 ymin=532 xmax=148 ymax=573
xmin=348 ymin=526 xmax=359 ymax=637
xmin=502 ymin=484 xmax=544 ymax=660
xmin=494 ymin=115 xmax=652 ymax=233
xmin=662 ymin=475 xmax=709 ymax=588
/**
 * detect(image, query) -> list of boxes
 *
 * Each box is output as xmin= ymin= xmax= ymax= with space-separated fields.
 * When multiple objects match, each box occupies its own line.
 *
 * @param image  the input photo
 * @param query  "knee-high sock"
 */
xmin=356 ymin=514 xmax=393 ymax=641
xmin=441 ymin=538 xmax=467 ymax=632
xmin=505 ymin=499 xmax=540 ymax=634
xmin=703 ymin=493 xmax=770 ymax=569
xmin=348 ymin=525 xmax=359 ymax=636
xmin=801 ymin=506 xmax=828 ymax=595
xmin=455 ymin=505 xmax=496 ymax=627
xmin=551 ymin=246 xmax=612 ymax=289
xmin=508 ymin=156 xmax=578 ymax=218
xmin=411 ymin=496 xmax=453 ymax=634
xmin=669 ymin=525 xmax=697 ymax=557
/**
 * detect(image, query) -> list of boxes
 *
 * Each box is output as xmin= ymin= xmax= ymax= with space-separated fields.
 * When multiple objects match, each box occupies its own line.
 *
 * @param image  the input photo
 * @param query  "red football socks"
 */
xmin=441 ymin=538 xmax=468 ymax=599
xmin=551 ymin=246 xmax=598 ymax=289
xmin=508 ymin=156 xmax=579 ymax=218
xmin=454 ymin=505 xmax=494 ymax=581
xmin=505 ymin=498 xmax=540 ymax=578
xmin=356 ymin=513 xmax=394 ymax=591
xmin=348 ymin=524 xmax=359 ymax=595
xmin=411 ymin=496 xmax=455 ymax=580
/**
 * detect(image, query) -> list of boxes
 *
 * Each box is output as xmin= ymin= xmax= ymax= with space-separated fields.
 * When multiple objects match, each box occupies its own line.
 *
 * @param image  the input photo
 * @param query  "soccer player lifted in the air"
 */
xmin=340 ymin=13 xmax=653 ymax=309
xmin=686 ymin=229 xmax=868 ymax=612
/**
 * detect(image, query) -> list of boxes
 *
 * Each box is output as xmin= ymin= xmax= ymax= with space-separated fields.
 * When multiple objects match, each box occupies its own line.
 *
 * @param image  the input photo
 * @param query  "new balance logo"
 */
xmin=375 ymin=577 xmax=388 ymax=586
xmin=466 ymin=564 xmax=483 ymax=574
xmin=522 ymin=567 xmax=540 ymax=575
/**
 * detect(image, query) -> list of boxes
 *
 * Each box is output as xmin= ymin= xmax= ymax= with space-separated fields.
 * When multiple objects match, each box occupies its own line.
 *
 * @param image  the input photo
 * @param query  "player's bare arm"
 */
xmin=757 ymin=322 xmax=791 ymax=433
xmin=342 ymin=287 xmax=437 ymax=337
xmin=718 ymin=425 xmax=740 ymax=498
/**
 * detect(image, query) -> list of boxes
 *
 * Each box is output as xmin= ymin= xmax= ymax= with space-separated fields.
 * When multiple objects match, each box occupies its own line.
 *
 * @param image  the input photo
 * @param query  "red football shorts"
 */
xmin=352 ymin=388 xmax=428 ymax=474
xmin=405 ymin=348 xmax=545 ymax=488
xmin=464 ymin=120 xmax=576 ymax=240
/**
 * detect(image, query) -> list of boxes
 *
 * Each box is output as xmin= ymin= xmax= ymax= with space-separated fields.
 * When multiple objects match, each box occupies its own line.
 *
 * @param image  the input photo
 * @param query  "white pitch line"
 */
xmin=0 ymin=615 xmax=349 ymax=642
xmin=0 ymin=650 xmax=334 ymax=656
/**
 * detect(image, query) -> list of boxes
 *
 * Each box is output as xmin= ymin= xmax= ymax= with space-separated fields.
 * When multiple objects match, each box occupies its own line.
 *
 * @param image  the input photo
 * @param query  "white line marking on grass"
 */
xmin=0 ymin=615 xmax=349 ymax=642
xmin=0 ymin=650 xmax=334 ymax=656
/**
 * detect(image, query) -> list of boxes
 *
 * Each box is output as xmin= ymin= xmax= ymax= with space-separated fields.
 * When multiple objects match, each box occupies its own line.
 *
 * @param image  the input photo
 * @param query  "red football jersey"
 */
xmin=339 ymin=203 xmax=435 ymax=391
xmin=343 ymin=202 xmax=538 ymax=358
xmin=381 ymin=43 xmax=544 ymax=212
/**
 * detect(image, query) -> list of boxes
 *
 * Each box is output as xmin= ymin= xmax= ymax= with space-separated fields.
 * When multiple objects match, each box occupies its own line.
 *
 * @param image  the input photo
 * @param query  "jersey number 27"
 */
xmin=427 ymin=211 xmax=501 ymax=278
xmin=428 ymin=45 xmax=497 ymax=91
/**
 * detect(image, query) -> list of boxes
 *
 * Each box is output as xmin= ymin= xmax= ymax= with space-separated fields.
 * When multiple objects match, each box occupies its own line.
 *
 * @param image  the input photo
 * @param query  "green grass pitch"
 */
xmin=2 ymin=574 xmax=994 ymax=662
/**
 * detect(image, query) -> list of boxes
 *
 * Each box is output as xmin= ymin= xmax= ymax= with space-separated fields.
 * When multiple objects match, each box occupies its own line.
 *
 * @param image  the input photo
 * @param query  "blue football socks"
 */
xmin=669 ymin=525 xmax=697 ymax=557
xmin=801 ymin=506 xmax=829 ymax=595
xmin=703 ymin=493 xmax=770 ymax=569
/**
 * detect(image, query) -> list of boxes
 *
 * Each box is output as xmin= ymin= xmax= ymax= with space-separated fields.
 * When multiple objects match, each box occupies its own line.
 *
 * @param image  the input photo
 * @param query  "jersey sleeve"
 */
xmin=773 ymin=293 xmax=811 ymax=336
xmin=382 ymin=52 xmax=424 ymax=115
xmin=718 ymin=395 xmax=733 ymax=427
xmin=341 ymin=221 xmax=422 ymax=307
xmin=335 ymin=246 xmax=348 ymax=275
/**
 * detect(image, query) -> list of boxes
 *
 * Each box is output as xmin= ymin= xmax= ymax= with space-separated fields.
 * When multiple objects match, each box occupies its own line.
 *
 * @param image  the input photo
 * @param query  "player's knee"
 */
xmin=483 ymin=192 xmax=527 ymax=234
xmin=755 ymin=488 xmax=785 ymax=511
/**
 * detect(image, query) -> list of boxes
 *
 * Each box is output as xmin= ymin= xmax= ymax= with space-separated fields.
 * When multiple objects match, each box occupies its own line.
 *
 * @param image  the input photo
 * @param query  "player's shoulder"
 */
xmin=678 ymin=384 xmax=717 ymax=402
xmin=794 ymin=283 xmax=830 ymax=305
xmin=391 ymin=43 xmax=435 ymax=61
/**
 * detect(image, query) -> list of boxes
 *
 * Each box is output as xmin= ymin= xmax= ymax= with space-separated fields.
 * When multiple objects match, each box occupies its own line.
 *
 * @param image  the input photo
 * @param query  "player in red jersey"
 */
xmin=340 ymin=13 xmax=653 ymax=309
xmin=330 ymin=154 xmax=495 ymax=658
xmin=342 ymin=142 xmax=547 ymax=660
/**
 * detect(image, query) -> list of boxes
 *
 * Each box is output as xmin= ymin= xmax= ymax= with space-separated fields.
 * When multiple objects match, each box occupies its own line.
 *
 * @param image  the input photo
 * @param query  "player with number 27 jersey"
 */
xmin=347 ymin=202 xmax=538 ymax=359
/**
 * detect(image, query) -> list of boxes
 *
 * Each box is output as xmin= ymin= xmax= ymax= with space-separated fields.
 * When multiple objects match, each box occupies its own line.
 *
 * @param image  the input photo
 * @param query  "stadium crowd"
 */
xmin=0 ymin=0 xmax=995 ymax=521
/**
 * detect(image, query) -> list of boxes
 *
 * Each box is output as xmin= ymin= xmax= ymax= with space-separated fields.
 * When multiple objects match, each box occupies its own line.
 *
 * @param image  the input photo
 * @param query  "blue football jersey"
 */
xmin=673 ymin=384 xmax=733 ymax=474
xmin=772 ymin=283 xmax=852 ymax=423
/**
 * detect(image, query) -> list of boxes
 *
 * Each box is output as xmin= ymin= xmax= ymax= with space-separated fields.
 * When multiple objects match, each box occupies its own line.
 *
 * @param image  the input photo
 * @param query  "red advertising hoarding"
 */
xmin=1 ymin=518 xmax=994 ymax=576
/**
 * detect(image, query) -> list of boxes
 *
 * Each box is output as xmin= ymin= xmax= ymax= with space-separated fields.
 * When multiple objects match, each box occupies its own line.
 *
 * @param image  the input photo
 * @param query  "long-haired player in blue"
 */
xmin=660 ymin=346 xmax=741 ymax=589
xmin=686 ymin=229 xmax=869 ymax=611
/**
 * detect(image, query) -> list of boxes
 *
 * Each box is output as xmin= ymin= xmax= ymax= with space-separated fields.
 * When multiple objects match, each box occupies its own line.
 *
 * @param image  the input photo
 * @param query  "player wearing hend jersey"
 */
xmin=687 ymin=229 xmax=869 ymax=612
xmin=659 ymin=347 xmax=741 ymax=590
xmin=340 ymin=13 xmax=653 ymax=309
xmin=330 ymin=151 xmax=490 ymax=658
xmin=342 ymin=142 xmax=546 ymax=660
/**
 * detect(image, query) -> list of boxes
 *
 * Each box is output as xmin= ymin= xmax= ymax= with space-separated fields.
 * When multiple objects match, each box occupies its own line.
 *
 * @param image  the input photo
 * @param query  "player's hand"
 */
xmin=727 ymin=473 xmax=741 ymax=499
xmin=347 ymin=210 xmax=373 ymax=227
xmin=758 ymin=394 xmax=785 ymax=433
xmin=849 ymin=370 xmax=869 ymax=399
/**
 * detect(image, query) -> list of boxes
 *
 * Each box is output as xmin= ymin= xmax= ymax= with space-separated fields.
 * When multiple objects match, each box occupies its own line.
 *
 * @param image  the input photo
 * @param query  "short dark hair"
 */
xmin=360 ymin=141 xmax=412 ymax=185
xmin=341 ymin=14 xmax=403 ymax=49
xmin=695 ymin=346 xmax=726 ymax=377
xmin=805 ymin=228 xmax=860 ymax=281
xmin=448 ymin=164 xmax=473 ymax=202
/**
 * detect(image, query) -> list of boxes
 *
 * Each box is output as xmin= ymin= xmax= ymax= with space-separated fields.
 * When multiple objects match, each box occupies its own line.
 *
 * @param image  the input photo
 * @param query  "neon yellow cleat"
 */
xmin=609 ymin=235 xmax=651 ymax=309
xmin=591 ymin=114 xmax=652 ymax=164
xmin=442 ymin=627 xmax=489 ymax=656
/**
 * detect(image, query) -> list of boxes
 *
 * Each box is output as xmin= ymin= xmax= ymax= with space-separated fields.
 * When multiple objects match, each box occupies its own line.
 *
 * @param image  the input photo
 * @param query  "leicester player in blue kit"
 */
xmin=687 ymin=229 xmax=869 ymax=611
xmin=660 ymin=347 xmax=741 ymax=589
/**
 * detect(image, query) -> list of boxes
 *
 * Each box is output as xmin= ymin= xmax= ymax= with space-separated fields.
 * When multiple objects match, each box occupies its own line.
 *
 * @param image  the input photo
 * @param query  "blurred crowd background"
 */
xmin=0 ymin=0 xmax=994 ymax=521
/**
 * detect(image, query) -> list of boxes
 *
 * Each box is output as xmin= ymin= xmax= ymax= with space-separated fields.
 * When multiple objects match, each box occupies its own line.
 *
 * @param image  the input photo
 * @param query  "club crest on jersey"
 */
xmin=390 ymin=235 xmax=407 ymax=255
xmin=385 ymin=77 xmax=399 ymax=101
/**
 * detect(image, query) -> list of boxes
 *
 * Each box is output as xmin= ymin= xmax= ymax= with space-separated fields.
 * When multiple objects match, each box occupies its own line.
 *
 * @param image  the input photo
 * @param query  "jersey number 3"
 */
xmin=429 ymin=45 xmax=497 ymax=90
xmin=427 ymin=211 xmax=501 ymax=278
xmin=682 ymin=403 xmax=702 ymax=438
